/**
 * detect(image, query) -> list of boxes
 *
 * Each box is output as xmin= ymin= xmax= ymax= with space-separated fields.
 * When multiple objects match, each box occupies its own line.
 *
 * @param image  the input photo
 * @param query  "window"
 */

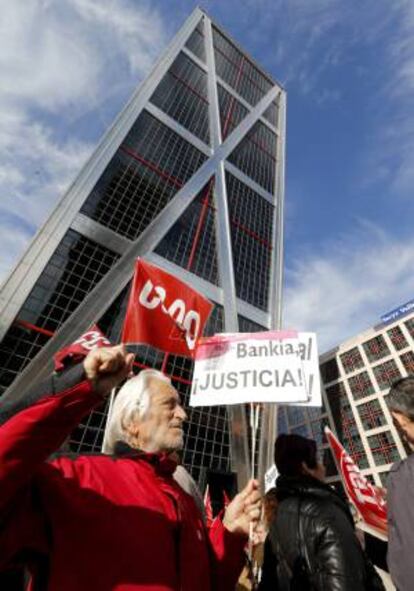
xmin=212 ymin=26 xmax=273 ymax=107
xmin=226 ymin=173 xmax=274 ymax=310
xmin=367 ymin=431 xmax=400 ymax=466
xmin=373 ymin=360 xmax=400 ymax=391
xmin=307 ymin=406 xmax=326 ymax=421
xmin=81 ymin=111 xmax=207 ymax=241
xmin=379 ymin=472 xmax=389 ymax=487
xmin=309 ymin=417 xmax=329 ymax=446
xmin=277 ymin=408 xmax=288 ymax=435
xmin=155 ymin=183 xmax=219 ymax=286
xmin=0 ymin=231 xmax=119 ymax=395
xmin=150 ymin=52 xmax=209 ymax=144
xmin=357 ymin=399 xmax=386 ymax=431
xmin=291 ymin=424 xmax=311 ymax=438
xmin=322 ymin=447 xmax=338 ymax=478
xmin=227 ymin=120 xmax=277 ymax=193
xmin=262 ymin=100 xmax=278 ymax=128
xmin=362 ymin=335 xmax=390 ymax=363
xmin=286 ymin=406 xmax=307 ymax=427
xmin=324 ymin=383 xmax=368 ymax=466
xmin=340 ymin=347 xmax=364 ymax=374
xmin=387 ymin=326 xmax=408 ymax=351
xmin=320 ymin=358 xmax=340 ymax=384
xmin=218 ymin=84 xmax=249 ymax=140
xmin=185 ymin=20 xmax=205 ymax=62
xmin=342 ymin=431 xmax=369 ymax=469
xmin=404 ymin=317 xmax=414 ymax=339
xmin=348 ymin=371 xmax=375 ymax=400
xmin=400 ymin=351 xmax=414 ymax=375
xmin=325 ymin=382 xmax=350 ymax=434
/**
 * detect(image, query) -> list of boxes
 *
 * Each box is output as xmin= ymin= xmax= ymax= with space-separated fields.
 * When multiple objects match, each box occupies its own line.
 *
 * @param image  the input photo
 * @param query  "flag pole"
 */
xmin=161 ymin=353 xmax=169 ymax=374
xmin=101 ymin=323 xmax=127 ymax=453
xmin=101 ymin=387 xmax=116 ymax=453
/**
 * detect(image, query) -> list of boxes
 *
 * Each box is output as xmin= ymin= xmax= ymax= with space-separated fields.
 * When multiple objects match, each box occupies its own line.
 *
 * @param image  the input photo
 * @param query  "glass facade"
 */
xmin=81 ymin=111 xmax=207 ymax=240
xmin=0 ymin=231 xmax=119 ymax=394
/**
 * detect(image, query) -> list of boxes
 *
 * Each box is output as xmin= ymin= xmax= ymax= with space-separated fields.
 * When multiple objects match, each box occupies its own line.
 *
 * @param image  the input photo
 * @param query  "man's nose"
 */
xmin=176 ymin=405 xmax=187 ymax=422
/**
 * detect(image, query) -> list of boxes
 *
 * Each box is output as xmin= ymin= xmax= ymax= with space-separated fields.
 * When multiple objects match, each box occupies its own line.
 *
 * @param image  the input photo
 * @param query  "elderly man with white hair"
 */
xmin=0 ymin=345 xmax=260 ymax=591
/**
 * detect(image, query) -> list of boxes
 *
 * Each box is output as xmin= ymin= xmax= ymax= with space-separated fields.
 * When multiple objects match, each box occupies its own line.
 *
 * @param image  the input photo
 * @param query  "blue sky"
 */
xmin=1 ymin=0 xmax=414 ymax=352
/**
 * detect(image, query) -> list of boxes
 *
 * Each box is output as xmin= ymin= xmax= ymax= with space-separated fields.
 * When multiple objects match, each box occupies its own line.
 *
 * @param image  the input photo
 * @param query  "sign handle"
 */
xmin=248 ymin=402 xmax=261 ymax=587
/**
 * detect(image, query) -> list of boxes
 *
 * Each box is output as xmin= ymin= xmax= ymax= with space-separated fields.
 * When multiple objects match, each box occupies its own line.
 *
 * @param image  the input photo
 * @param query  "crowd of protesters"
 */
xmin=253 ymin=376 xmax=414 ymax=591
xmin=0 ymin=343 xmax=414 ymax=590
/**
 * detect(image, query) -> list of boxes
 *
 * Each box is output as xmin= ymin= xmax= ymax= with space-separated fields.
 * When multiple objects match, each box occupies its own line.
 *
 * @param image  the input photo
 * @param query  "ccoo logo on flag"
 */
xmin=121 ymin=259 xmax=213 ymax=358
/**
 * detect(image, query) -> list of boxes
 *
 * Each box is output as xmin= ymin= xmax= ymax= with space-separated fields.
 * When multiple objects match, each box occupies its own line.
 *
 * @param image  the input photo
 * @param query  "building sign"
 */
xmin=381 ymin=298 xmax=414 ymax=324
xmin=190 ymin=331 xmax=321 ymax=407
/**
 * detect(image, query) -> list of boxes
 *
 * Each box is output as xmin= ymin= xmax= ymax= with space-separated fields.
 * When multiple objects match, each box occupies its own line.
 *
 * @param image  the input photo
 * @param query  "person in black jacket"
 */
xmin=259 ymin=434 xmax=384 ymax=591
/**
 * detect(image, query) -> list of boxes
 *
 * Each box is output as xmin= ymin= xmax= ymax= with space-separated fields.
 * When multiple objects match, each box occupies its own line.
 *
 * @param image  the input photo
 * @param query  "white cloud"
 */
xmin=0 ymin=2 xmax=101 ymax=111
xmin=0 ymin=218 xmax=34 ymax=288
xmin=284 ymin=221 xmax=414 ymax=353
xmin=70 ymin=0 xmax=167 ymax=76
xmin=0 ymin=0 xmax=167 ymax=112
xmin=0 ymin=0 xmax=169 ymax=284
xmin=0 ymin=88 xmax=90 ymax=234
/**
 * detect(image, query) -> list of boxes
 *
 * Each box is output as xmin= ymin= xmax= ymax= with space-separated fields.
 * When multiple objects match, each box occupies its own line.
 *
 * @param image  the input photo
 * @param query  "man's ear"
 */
xmin=391 ymin=410 xmax=409 ymax=430
xmin=124 ymin=420 xmax=140 ymax=448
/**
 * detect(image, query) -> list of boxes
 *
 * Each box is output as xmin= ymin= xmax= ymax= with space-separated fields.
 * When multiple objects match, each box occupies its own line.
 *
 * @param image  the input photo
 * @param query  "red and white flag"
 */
xmin=325 ymin=426 xmax=388 ymax=539
xmin=54 ymin=325 xmax=112 ymax=371
xmin=121 ymin=259 xmax=213 ymax=358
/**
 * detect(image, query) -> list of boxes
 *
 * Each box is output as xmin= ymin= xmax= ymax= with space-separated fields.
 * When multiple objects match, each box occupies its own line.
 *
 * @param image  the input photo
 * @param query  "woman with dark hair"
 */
xmin=259 ymin=434 xmax=384 ymax=591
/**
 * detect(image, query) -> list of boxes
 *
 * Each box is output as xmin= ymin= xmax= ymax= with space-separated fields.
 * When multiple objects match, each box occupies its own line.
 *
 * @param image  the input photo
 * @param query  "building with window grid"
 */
xmin=0 ymin=8 xmax=285 ymax=487
xmin=278 ymin=309 xmax=414 ymax=488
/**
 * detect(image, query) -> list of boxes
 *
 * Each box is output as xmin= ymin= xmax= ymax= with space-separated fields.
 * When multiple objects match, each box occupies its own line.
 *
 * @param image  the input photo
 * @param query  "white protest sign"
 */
xmin=264 ymin=464 xmax=279 ymax=493
xmin=190 ymin=330 xmax=319 ymax=407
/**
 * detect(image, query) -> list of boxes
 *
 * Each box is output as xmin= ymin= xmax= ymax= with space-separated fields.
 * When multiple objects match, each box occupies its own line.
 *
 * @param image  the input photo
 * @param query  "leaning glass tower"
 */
xmin=0 ymin=8 xmax=285 ymax=486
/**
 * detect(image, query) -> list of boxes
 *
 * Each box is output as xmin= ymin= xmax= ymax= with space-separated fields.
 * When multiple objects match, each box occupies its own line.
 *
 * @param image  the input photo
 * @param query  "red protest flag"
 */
xmin=121 ymin=259 xmax=213 ymax=358
xmin=54 ymin=325 xmax=112 ymax=371
xmin=325 ymin=426 xmax=387 ymax=539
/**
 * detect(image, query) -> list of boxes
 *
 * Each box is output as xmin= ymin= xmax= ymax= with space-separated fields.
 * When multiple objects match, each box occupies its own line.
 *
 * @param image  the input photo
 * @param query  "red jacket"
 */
xmin=0 ymin=366 xmax=246 ymax=590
